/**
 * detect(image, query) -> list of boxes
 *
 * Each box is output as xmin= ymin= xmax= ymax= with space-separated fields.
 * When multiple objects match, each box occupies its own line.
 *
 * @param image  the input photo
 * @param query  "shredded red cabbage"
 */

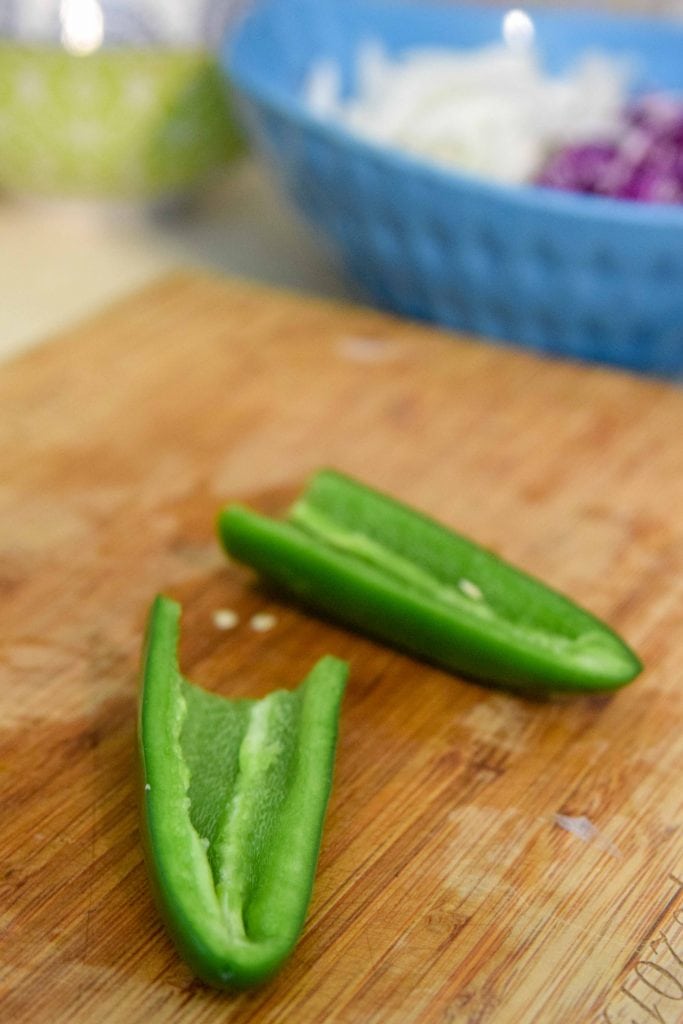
xmin=536 ymin=92 xmax=683 ymax=204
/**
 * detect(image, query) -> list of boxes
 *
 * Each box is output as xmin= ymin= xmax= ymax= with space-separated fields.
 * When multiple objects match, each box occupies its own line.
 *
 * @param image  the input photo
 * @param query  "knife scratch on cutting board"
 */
xmin=601 ymin=872 xmax=683 ymax=1024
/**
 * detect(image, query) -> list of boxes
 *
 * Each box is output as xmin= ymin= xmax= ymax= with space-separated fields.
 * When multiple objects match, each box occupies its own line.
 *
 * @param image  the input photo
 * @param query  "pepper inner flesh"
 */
xmin=180 ymin=683 xmax=306 ymax=941
xmin=289 ymin=485 xmax=596 ymax=654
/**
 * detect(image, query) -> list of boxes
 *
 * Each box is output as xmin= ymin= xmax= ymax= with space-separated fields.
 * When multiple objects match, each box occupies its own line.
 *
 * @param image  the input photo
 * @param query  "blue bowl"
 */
xmin=224 ymin=0 xmax=683 ymax=375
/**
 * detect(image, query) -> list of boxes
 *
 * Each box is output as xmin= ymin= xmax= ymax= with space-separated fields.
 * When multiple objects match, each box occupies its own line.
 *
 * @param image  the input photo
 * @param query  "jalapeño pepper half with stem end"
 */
xmin=217 ymin=469 xmax=641 ymax=693
xmin=138 ymin=594 xmax=347 ymax=988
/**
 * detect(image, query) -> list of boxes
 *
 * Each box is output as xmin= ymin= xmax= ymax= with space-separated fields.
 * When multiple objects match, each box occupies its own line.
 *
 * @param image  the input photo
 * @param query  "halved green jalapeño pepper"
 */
xmin=138 ymin=595 xmax=347 ymax=988
xmin=217 ymin=469 xmax=641 ymax=693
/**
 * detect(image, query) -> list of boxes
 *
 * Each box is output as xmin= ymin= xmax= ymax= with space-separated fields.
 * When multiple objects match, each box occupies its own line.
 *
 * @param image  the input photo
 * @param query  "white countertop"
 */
xmin=0 ymin=158 xmax=362 ymax=363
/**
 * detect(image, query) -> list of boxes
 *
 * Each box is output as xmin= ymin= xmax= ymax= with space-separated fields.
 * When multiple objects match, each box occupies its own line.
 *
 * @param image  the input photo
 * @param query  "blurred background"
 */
xmin=1 ymin=0 xmax=681 ymax=369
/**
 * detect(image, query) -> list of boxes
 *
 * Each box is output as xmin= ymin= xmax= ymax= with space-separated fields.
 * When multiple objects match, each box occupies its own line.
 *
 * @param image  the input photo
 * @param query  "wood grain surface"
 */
xmin=1 ymin=273 xmax=682 ymax=1024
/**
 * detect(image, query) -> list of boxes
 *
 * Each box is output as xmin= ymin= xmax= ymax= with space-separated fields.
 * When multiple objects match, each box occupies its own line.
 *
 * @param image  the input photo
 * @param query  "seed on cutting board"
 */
xmin=212 ymin=608 xmax=239 ymax=630
xmin=250 ymin=612 xmax=277 ymax=632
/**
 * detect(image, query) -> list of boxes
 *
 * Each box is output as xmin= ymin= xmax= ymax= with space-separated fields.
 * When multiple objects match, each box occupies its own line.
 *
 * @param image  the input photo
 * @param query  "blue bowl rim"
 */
xmin=224 ymin=0 xmax=683 ymax=230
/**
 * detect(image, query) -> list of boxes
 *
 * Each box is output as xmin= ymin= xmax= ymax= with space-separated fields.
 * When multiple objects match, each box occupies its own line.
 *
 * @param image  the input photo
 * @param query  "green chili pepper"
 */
xmin=138 ymin=594 xmax=347 ymax=988
xmin=217 ymin=469 xmax=641 ymax=693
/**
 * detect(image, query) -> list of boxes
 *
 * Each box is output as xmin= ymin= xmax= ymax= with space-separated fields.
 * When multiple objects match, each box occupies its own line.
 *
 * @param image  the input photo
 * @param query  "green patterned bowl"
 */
xmin=0 ymin=45 xmax=243 ymax=198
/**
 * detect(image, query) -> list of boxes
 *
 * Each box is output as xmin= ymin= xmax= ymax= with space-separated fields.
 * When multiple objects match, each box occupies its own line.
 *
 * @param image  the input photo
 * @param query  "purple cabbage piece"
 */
xmin=536 ymin=142 xmax=619 ymax=192
xmin=617 ymin=164 xmax=683 ymax=203
xmin=625 ymin=93 xmax=683 ymax=145
xmin=537 ymin=91 xmax=683 ymax=204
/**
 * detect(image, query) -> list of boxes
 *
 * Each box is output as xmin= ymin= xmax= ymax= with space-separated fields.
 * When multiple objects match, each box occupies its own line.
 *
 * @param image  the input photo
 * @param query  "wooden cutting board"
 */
xmin=2 ymin=273 xmax=682 ymax=1024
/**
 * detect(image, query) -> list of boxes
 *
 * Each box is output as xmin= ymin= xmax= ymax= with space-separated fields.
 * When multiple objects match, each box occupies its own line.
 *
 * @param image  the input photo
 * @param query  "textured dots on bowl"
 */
xmin=374 ymin=221 xmax=405 ymax=264
xmin=611 ymin=325 xmax=650 ymax=370
xmin=478 ymin=300 xmax=514 ymax=343
xmin=652 ymin=327 xmax=683 ymax=370
xmin=651 ymin=253 xmax=679 ymax=283
xmin=447 ymin=223 xmax=487 ymax=284
xmin=591 ymin=247 xmax=619 ymax=277
xmin=581 ymin=317 xmax=607 ymax=351
xmin=409 ymin=223 xmax=444 ymax=281
xmin=349 ymin=150 xmax=382 ymax=199
xmin=465 ymin=226 xmax=506 ymax=282
xmin=406 ymin=242 xmax=442 ymax=316
xmin=534 ymin=238 xmax=563 ymax=273
xmin=372 ymin=208 xmax=406 ymax=258
xmin=535 ymin=310 xmax=566 ymax=352
xmin=426 ymin=217 xmax=456 ymax=258
xmin=330 ymin=203 xmax=363 ymax=248
xmin=301 ymin=135 xmax=336 ymax=184
xmin=434 ymin=292 xmax=475 ymax=333
xmin=515 ymin=250 xmax=549 ymax=294
xmin=451 ymin=291 xmax=474 ymax=327
xmin=378 ymin=261 xmax=419 ymax=312
xmin=479 ymin=226 xmax=506 ymax=267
